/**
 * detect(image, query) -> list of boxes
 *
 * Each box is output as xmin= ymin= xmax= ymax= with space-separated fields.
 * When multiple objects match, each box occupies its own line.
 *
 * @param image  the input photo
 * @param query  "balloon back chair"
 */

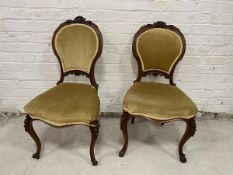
xmin=119 ymin=21 xmax=197 ymax=163
xmin=24 ymin=16 xmax=103 ymax=166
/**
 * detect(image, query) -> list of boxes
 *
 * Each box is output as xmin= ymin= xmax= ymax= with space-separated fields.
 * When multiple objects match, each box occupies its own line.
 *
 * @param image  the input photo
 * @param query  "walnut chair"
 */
xmin=24 ymin=16 xmax=103 ymax=166
xmin=119 ymin=21 xmax=197 ymax=163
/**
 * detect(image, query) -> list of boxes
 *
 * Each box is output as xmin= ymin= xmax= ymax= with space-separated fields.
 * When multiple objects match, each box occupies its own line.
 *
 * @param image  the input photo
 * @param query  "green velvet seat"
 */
xmin=24 ymin=83 xmax=100 ymax=126
xmin=124 ymin=82 xmax=197 ymax=120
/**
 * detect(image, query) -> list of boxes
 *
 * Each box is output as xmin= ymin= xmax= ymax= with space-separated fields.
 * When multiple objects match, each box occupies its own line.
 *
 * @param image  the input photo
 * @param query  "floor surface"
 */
xmin=0 ymin=116 xmax=233 ymax=175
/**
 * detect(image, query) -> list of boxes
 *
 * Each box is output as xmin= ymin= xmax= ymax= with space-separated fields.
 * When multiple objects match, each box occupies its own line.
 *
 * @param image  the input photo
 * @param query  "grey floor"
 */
xmin=0 ymin=116 xmax=233 ymax=175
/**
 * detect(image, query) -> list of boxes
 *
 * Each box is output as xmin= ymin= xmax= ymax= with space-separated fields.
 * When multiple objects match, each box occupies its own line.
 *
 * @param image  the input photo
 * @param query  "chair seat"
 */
xmin=123 ymin=82 xmax=197 ymax=120
xmin=24 ymin=83 xmax=100 ymax=126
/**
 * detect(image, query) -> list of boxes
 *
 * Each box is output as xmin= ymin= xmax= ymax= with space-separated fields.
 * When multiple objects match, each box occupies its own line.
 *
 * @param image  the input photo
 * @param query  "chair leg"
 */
xmin=119 ymin=111 xmax=130 ymax=157
xmin=131 ymin=117 xmax=135 ymax=124
xmin=24 ymin=115 xmax=41 ymax=159
xmin=178 ymin=118 xmax=196 ymax=163
xmin=89 ymin=122 xmax=99 ymax=166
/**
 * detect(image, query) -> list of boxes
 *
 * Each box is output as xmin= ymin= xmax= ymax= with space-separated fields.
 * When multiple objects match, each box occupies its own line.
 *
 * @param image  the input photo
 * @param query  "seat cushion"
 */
xmin=123 ymin=82 xmax=197 ymax=120
xmin=24 ymin=83 xmax=100 ymax=126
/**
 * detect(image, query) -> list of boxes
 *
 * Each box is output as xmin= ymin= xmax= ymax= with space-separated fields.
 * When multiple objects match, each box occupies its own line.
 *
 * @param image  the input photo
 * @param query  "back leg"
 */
xmin=131 ymin=117 xmax=135 ymax=124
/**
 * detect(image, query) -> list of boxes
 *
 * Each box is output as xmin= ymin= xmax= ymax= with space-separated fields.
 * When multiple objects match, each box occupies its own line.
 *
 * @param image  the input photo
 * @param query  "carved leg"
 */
xmin=131 ymin=117 xmax=135 ymax=124
xmin=119 ymin=111 xmax=130 ymax=157
xmin=24 ymin=115 xmax=41 ymax=159
xmin=178 ymin=118 xmax=196 ymax=163
xmin=89 ymin=122 xmax=99 ymax=166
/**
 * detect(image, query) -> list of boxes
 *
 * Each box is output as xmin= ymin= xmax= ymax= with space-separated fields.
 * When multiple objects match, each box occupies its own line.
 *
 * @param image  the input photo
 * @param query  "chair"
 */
xmin=24 ymin=16 xmax=103 ymax=166
xmin=119 ymin=21 xmax=197 ymax=163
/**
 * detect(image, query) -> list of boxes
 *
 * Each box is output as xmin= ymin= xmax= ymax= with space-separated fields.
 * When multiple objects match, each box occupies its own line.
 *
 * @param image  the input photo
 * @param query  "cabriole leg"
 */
xmin=24 ymin=115 xmax=41 ymax=159
xmin=178 ymin=118 xmax=196 ymax=163
xmin=89 ymin=122 xmax=100 ymax=166
xmin=119 ymin=111 xmax=130 ymax=157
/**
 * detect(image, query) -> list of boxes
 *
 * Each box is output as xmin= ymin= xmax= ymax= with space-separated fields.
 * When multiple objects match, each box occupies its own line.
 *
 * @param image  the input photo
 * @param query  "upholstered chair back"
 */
xmin=52 ymin=16 xmax=103 ymax=88
xmin=133 ymin=22 xmax=186 ymax=84
xmin=53 ymin=24 xmax=99 ymax=74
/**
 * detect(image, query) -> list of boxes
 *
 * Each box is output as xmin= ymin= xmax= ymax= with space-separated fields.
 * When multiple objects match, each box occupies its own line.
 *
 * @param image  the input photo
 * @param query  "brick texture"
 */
xmin=0 ymin=0 xmax=233 ymax=113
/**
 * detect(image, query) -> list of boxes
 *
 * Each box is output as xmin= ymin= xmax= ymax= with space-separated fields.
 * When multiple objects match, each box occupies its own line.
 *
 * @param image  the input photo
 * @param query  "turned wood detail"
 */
xmin=178 ymin=118 xmax=196 ymax=163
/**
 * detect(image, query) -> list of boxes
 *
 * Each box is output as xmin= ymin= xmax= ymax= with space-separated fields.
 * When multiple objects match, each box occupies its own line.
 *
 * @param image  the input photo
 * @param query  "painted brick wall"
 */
xmin=0 ymin=0 xmax=233 ymax=114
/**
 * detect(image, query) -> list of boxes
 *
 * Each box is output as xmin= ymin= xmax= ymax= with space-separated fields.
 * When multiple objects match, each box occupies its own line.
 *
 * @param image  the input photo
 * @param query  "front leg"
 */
xmin=178 ymin=118 xmax=196 ymax=163
xmin=24 ymin=115 xmax=41 ymax=159
xmin=89 ymin=121 xmax=100 ymax=166
xmin=119 ymin=111 xmax=130 ymax=157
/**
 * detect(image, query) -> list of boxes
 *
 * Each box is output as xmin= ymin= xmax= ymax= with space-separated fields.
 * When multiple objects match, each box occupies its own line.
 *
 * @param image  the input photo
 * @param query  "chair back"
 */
xmin=132 ymin=22 xmax=186 ymax=84
xmin=52 ymin=16 xmax=103 ymax=88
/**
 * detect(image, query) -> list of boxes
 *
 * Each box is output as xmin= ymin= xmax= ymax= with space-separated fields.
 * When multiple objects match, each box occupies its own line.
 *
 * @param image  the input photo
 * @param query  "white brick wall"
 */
xmin=0 ymin=0 xmax=233 ymax=114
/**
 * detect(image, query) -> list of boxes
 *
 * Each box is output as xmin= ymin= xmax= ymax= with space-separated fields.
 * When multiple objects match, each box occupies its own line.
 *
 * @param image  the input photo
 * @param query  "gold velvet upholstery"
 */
xmin=54 ymin=24 xmax=99 ymax=73
xmin=124 ymin=82 xmax=197 ymax=120
xmin=24 ymin=83 xmax=100 ymax=126
xmin=136 ymin=28 xmax=183 ymax=73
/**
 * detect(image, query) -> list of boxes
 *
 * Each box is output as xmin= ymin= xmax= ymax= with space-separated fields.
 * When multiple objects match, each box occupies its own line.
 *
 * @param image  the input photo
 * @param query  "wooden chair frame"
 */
xmin=24 ymin=16 xmax=103 ymax=166
xmin=119 ymin=21 xmax=196 ymax=163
